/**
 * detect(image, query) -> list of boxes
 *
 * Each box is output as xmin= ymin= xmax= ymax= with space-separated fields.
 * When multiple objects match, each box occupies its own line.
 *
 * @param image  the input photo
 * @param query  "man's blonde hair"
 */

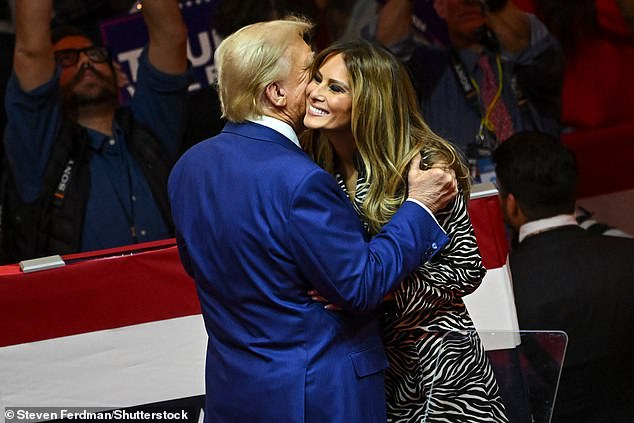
xmin=214 ymin=16 xmax=313 ymax=122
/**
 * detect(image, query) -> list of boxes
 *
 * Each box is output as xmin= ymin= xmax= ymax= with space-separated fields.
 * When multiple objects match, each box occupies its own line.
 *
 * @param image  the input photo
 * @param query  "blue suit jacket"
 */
xmin=168 ymin=121 xmax=448 ymax=422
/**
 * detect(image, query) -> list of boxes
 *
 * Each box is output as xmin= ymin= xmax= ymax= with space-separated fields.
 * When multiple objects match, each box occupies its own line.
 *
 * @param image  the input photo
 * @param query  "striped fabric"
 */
xmin=335 ymin=173 xmax=508 ymax=423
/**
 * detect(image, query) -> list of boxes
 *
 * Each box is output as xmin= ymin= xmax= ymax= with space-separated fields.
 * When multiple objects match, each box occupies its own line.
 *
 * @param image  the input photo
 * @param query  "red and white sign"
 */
xmin=0 ymin=185 xmax=518 ymax=412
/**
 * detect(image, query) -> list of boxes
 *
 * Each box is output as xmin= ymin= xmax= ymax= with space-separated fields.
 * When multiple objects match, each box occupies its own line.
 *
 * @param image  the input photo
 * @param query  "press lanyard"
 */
xmin=449 ymin=50 xmax=503 ymax=149
xmin=451 ymin=50 xmax=543 ymax=145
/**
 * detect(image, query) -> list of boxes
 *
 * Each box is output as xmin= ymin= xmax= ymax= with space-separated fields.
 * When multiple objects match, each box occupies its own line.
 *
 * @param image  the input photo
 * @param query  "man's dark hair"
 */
xmin=51 ymin=25 xmax=98 ymax=45
xmin=492 ymin=131 xmax=577 ymax=221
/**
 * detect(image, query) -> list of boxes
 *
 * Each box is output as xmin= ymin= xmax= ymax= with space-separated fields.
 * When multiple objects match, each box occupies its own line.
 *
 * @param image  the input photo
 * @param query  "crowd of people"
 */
xmin=1 ymin=0 xmax=633 ymax=422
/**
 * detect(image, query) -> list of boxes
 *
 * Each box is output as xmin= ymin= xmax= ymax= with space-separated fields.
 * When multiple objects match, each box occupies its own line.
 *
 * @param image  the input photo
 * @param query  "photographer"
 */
xmin=372 ymin=0 xmax=564 ymax=181
xmin=1 ymin=0 xmax=191 ymax=262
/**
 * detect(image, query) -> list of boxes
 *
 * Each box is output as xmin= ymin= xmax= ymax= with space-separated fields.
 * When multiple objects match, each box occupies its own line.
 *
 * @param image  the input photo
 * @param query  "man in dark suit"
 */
xmin=168 ymin=17 xmax=458 ymax=423
xmin=492 ymin=131 xmax=634 ymax=423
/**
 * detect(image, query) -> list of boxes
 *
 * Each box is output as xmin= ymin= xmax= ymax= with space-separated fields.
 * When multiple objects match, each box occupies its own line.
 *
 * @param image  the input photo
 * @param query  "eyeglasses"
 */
xmin=54 ymin=46 xmax=110 ymax=68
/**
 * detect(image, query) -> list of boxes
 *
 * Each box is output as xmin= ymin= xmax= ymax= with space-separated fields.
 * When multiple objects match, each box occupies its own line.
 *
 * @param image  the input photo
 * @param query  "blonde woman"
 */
xmin=302 ymin=39 xmax=508 ymax=422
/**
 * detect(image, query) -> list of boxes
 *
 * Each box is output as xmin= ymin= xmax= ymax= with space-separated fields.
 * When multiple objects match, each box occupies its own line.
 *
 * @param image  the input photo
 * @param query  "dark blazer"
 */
xmin=509 ymin=225 xmax=634 ymax=422
xmin=168 ymin=121 xmax=448 ymax=423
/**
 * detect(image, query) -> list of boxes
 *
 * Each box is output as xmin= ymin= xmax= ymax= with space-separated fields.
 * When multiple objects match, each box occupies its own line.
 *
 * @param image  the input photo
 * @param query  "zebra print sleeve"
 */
xmin=392 ymin=190 xmax=487 ymax=318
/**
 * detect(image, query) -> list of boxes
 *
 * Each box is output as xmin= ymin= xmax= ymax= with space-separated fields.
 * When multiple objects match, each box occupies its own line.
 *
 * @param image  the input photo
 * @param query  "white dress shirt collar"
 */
xmin=519 ymin=214 xmax=579 ymax=243
xmin=247 ymin=115 xmax=301 ymax=149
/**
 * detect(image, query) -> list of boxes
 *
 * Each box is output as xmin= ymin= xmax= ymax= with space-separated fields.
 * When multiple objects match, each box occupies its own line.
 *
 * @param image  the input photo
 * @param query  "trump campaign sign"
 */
xmin=99 ymin=0 xmax=222 ymax=102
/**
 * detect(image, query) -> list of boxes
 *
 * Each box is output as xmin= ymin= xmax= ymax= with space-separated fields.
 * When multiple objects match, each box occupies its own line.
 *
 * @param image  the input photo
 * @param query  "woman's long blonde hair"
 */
xmin=301 ymin=39 xmax=470 ymax=234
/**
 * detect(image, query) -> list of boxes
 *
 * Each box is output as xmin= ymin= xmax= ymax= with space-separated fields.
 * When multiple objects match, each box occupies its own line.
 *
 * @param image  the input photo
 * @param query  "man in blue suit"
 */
xmin=168 ymin=17 xmax=458 ymax=423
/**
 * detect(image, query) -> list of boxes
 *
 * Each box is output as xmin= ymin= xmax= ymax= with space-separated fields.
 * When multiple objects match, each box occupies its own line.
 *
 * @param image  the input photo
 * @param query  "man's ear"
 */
xmin=505 ymin=193 xmax=528 ymax=229
xmin=264 ymin=82 xmax=287 ymax=107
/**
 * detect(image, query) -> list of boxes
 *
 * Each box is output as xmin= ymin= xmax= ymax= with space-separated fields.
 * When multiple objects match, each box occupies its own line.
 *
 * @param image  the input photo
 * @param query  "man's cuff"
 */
xmin=405 ymin=198 xmax=446 ymax=234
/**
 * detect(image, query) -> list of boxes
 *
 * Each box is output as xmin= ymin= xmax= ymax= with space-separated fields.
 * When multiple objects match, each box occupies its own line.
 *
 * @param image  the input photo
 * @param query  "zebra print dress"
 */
xmin=335 ymin=172 xmax=508 ymax=423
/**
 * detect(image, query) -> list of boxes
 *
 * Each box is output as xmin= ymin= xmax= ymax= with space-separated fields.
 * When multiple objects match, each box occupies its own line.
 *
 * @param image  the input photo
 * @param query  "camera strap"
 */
xmin=449 ymin=49 xmax=497 ymax=149
xmin=449 ymin=49 xmax=481 ymax=114
xmin=52 ymin=158 xmax=76 ymax=208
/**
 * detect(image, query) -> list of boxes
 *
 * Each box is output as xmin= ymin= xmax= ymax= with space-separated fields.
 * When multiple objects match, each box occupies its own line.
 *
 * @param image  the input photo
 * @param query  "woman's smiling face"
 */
xmin=304 ymin=53 xmax=353 ymax=134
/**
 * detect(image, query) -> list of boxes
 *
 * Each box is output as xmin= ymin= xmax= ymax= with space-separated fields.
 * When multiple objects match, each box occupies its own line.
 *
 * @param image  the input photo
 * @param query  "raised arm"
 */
xmin=485 ymin=1 xmax=531 ymax=54
xmin=376 ymin=0 xmax=413 ymax=47
xmin=290 ymin=169 xmax=450 ymax=314
xmin=13 ymin=0 xmax=55 ymax=91
xmin=142 ymin=0 xmax=188 ymax=75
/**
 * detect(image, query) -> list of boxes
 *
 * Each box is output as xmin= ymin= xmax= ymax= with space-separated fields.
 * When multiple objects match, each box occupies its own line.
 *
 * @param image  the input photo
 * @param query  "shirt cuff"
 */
xmin=405 ymin=198 xmax=446 ymax=234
